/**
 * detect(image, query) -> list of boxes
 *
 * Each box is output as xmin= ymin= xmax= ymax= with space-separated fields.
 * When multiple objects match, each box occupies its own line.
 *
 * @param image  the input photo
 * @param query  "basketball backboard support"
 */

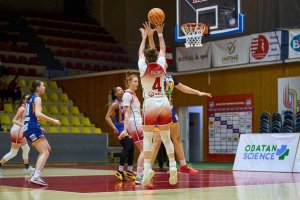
xmin=176 ymin=0 xmax=244 ymax=42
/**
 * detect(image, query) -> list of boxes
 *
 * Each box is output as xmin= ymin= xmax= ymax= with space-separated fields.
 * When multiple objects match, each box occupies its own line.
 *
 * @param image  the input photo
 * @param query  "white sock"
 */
xmin=137 ymin=167 xmax=143 ymax=177
xmin=169 ymin=157 xmax=175 ymax=162
xmin=118 ymin=165 xmax=124 ymax=172
xmin=144 ymin=159 xmax=151 ymax=169
xmin=33 ymin=170 xmax=41 ymax=179
xmin=179 ymin=159 xmax=187 ymax=166
xmin=127 ymin=166 xmax=133 ymax=172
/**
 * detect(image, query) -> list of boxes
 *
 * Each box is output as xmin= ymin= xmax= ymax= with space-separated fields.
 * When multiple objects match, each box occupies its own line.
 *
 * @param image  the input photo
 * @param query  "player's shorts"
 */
xmin=143 ymin=97 xmax=172 ymax=126
xmin=24 ymin=122 xmax=45 ymax=146
xmin=10 ymin=125 xmax=25 ymax=144
xmin=114 ymin=123 xmax=125 ymax=135
xmin=171 ymin=107 xmax=179 ymax=123
xmin=127 ymin=117 xmax=143 ymax=143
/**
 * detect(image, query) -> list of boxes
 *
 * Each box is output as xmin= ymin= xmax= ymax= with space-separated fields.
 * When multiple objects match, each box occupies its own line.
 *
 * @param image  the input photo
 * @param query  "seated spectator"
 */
xmin=0 ymin=75 xmax=8 ymax=103
xmin=0 ymin=65 xmax=8 ymax=77
xmin=7 ymin=75 xmax=21 ymax=103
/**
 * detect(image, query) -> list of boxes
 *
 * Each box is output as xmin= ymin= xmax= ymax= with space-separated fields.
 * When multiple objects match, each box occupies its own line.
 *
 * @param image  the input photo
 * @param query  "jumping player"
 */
xmin=105 ymin=86 xmax=135 ymax=181
xmin=152 ymin=74 xmax=212 ymax=172
xmin=0 ymin=95 xmax=35 ymax=174
xmin=121 ymin=71 xmax=144 ymax=184
xmin=146 ymin=27 xmax=212 ymax=173
xmin=138 ymin=22 xmax=177 ymax=186
xmin=24 ymin=80 xmax=60 ymax=186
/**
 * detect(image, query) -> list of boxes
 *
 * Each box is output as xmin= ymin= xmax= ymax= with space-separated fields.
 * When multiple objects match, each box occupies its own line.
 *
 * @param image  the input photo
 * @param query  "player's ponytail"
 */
xmin=17 ymin=95 xmax=28 ymax=109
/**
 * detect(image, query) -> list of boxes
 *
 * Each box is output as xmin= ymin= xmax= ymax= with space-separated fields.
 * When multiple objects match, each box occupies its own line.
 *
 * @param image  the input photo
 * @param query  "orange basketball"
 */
xmin=147 ymin=8 xmax=165 ymax=26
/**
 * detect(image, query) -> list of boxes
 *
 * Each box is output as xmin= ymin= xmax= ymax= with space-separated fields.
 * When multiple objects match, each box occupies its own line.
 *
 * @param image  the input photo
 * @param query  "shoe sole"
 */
xmin=142 ymin=170 xmax=154 ymax=187
xmin=30 ymin=180 xmax=48 ymax=187
xmin=169 ymin=169 xmax=178 ymax=185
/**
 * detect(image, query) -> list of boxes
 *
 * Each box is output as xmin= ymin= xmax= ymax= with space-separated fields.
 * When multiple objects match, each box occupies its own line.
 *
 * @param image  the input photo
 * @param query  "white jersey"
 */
xmin=122 ymin=90 xmax=142 ymax=119
xmin=138 ymin=57 xmax=167 ymax=99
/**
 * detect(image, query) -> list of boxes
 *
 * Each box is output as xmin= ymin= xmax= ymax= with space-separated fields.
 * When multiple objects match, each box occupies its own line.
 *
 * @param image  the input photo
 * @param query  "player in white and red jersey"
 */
xmin=138 ymin=22 xmax=177 ymax=187
xmin=121 ymin=71 xmax=144 ymax=184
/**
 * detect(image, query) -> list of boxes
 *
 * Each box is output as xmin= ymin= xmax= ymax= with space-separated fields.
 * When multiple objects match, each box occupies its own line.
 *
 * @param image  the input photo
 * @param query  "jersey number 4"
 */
xmin=152 ymin=77 xmax=162 ymax=92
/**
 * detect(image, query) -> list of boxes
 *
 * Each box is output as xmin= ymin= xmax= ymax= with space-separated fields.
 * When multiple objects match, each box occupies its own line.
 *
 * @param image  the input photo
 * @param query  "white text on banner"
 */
xmin=289 ymin=29 xmax=300 ymax=59
xmin=250 ymin=31 xmax=282 ymax=63
xmin=176 ymin=43 xmax=211 ymax=72
xmin=212 ymin=36 xmax=250 ymax=67
xmin=233 ymin=133 xmax=299 ymax=172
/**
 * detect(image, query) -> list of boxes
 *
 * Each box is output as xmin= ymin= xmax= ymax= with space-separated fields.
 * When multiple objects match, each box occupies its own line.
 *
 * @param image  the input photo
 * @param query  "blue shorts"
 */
xmin=24 ymin=123 xmax=45 ymax=146
xmin=115 ymin=123 xmax=125 ymax=135
xmin=172 ymin=107 xmax=179 ymax=123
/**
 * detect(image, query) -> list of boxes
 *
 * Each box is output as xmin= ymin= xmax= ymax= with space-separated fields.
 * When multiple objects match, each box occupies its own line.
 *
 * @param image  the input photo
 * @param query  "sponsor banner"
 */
xmin=250 ymin=31 xmax=282 ymax=63
xmin=289 ymin=29 xmax=300 ymax=59
xmin=211 ymin=36 xmax=250 ymax=67
xmin=176 ymin=43 xmax=211 ymax=71
xmin=233 ymin=134 xmax=300 ymax=172
xmin=207 ymin=94 xmax=254 ymax=162
xmin=278 ymin=77 xmax=300 ymax=114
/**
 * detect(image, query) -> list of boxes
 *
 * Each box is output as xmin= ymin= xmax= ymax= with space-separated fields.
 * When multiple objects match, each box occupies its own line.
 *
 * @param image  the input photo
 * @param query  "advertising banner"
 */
xmin=176 ymin=43 xmax=211 ymax=71
xmin=289 ymin=29 xmax=300 ymax=59
xmin=212 ymin=36 xmax=250 ymax=67
xmin=250 ymin=31 xmax=282 ymax=63
xmin=233 ymin=134 xmax=300 ymax=172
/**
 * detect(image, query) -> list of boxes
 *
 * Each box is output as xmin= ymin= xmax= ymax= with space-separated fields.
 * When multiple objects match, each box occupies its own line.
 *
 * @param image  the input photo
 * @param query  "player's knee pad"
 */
xmin=160 ymin=130 xmax=174 ymax=155
xmin=3 ymin=148 xmax=19 ymax=161
xmin=21 ymin=144 xmax=30 ymax=160
xmin=143 ymin=131 xmax=153 ymax=152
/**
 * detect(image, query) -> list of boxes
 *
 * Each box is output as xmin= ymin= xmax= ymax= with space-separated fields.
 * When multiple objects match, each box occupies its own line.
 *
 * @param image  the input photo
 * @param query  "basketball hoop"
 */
xmin=181 ymin=23 xmax=207 ymax=48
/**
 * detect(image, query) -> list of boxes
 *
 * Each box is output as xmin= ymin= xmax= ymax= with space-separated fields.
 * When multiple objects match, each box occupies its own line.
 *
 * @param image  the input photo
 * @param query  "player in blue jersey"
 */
xmin=105 ymin=86 xmax=135 ymax=182
xmin=24 ymin=80 xmax=60 ymax=187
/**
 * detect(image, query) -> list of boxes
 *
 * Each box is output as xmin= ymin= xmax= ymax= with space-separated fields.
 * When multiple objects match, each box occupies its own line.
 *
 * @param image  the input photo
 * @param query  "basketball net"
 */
xmin=181 ymin=23 xmax=206 ymax=48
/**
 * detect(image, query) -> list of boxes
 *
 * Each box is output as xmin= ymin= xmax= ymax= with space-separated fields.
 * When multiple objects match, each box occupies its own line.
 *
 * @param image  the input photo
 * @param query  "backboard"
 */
xmin=176 ymin=0 xmax=244 ymax=42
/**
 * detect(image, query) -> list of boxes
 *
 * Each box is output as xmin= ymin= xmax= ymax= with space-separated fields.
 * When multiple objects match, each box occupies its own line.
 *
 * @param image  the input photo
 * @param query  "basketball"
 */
xmin=147 ymin=8 xmax=165 ymax=26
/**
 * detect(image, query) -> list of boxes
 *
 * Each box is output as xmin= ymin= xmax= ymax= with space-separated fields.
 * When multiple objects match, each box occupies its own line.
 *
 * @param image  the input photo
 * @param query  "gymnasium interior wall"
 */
xmin=57 ymin=61 xmax=300 ymax=160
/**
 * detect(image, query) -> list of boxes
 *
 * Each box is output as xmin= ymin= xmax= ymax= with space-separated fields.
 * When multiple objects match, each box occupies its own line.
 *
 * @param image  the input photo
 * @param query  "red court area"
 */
xmin=1 ymin=166 xmax=300 ymax=193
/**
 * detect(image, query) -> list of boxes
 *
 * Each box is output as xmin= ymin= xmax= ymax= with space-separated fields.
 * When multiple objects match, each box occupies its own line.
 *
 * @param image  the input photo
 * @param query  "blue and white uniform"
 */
xmin=114 ymin=99 xmax=125 ymax=135
xmin=23 ymin=94 xmax=45 ymax=146
xmin=164 ymin=74 xmax=180 ymax=123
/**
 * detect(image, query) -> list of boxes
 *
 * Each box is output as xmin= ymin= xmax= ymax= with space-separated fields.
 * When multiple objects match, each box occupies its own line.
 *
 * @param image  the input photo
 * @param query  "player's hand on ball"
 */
xmin=143 ymin=21 xmax=155 ymax=36
xmin=155 ymin=23 xmax=165 ymax=34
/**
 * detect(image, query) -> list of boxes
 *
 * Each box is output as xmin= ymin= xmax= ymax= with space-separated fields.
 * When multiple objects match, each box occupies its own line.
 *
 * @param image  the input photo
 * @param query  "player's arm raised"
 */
xmin=144 ymin=22 xmax=156 ymax=49
xmin=175 ymin=83 xmax=212 ymax=97
xmin=138 ymin=22 xmax=149 ymax=60
xmin=155 ymin=23 xmax=166 ymax=58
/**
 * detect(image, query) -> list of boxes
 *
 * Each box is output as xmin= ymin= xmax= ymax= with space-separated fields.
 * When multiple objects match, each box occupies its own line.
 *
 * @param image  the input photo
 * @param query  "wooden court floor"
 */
xmin=1 ymin=164 xmax=300 ymax=200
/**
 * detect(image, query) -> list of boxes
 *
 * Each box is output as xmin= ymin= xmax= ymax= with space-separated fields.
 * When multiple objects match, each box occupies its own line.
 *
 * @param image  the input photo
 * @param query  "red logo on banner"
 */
xmin=251 ymin=35 xmax=269 ymax=60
